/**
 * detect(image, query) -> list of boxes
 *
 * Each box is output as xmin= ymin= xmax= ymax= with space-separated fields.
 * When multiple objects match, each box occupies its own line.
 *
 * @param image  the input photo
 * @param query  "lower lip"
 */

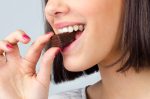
xmin=61 ymin=31 xmax=83 ymax=54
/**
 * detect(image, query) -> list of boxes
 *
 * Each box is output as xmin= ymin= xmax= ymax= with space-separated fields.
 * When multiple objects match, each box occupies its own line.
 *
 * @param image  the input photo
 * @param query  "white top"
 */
xmin=48 ymin=87 xmax=87 ymax=99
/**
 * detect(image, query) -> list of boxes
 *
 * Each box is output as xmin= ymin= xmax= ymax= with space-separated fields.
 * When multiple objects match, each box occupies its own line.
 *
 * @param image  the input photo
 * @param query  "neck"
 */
xmin=98 ymin=62 xmax=150 ymax=99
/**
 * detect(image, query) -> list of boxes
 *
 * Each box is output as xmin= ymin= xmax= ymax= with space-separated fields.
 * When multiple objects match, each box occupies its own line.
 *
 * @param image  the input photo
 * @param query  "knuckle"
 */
xmin=8 ymin=29 xmax=25 ymax=38
xmin=4 ymin=34 xmax=19 ymax=42
xmin=15 ymin=29 xmax=25 ymax=35
xmin=4 ymin=29 xmax=29 ymax=44
xmin=5 ymin=29 xmax=25 ymax=39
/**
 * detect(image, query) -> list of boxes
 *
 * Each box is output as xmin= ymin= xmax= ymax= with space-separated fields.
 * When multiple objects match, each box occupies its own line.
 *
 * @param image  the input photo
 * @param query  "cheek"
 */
xmin=77 ymin=0 xmax=113 ymax=17
xmin=63 ymin=0 xmax=123 ymax=71
xmin=82 ymin=0 xmax=123 ymax=64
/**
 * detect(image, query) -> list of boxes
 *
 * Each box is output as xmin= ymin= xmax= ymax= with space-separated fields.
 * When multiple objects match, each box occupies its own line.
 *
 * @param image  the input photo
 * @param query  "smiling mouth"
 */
xmin=50 ymin=24 xmax=85 ymax=50
xmin=57 ymin=24 xmax=85 ymax=34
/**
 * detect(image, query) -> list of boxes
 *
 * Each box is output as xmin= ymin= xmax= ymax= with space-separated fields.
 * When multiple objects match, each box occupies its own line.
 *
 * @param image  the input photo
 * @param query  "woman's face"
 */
xmin=45 ymin=0 xmax=123 ymax=71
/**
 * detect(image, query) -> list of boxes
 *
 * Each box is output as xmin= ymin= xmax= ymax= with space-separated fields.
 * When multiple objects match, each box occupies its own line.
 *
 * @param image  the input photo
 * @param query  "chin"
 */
xmin=63 ymin=61 xmax=85 ymax=72
xmin=63 ymin=57 xmax=95 ymax=72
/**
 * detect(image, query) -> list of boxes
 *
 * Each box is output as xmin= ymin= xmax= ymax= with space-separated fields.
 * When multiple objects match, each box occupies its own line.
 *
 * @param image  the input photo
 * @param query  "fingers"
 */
xmin=21 ymin=32 xmax=54 ymax=76
xmin=4 ymin=29 xmax=31 ymax=44
xmin=3 ymin=30 xmax=31 ymax=61
xmin=24 ymin=33 xmax=54 ymax=66
xmin=0 ymin=40 xmax=14 ymax=55
xmin=0 ymin=41 xmax=13 ymax=64
xmin=37 ymin=47 xmax=60 ymax=86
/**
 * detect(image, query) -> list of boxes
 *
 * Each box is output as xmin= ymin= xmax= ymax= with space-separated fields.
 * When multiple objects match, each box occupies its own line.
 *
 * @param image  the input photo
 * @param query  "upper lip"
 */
xmin=54 ymin=22 xmax=85 ymax=29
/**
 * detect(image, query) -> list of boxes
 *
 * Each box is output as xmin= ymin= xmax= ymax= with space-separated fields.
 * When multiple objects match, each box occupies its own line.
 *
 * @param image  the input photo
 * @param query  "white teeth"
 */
xmin=73 ymin=25 xmax=79 ymax=31
xmin=79 ymin=25 xmax=84 ymax=31
xmin=68 ymin=26 xmax=74 ymax=33
xmin=58 ymin=29 xmax=63 ymax=33
xmin=57 ymin=24 xmax=84 ymax=34
xmin=62 ymin=27 xmax=68 ymax=33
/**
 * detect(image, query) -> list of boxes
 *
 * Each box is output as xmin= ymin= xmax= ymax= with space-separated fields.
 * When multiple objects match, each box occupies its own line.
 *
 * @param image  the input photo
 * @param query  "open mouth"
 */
xmin=57 ymin=24 xmax=85 ymax=38
xmin=59 ymin=24 xmax=85 ymax=50
xmin=57 ymin=24 xmax=85 ymax=41
xmin=50 ymin=24 xmax=85 ymax=51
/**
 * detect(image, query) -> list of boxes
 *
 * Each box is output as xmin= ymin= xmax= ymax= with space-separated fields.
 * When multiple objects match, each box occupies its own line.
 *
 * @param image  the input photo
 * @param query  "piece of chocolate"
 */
xmin=50 ymin=32 xmax=76 ymax=49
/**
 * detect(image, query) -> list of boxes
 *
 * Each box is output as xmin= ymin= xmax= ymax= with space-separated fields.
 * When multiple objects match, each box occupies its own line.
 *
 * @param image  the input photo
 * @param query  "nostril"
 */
xmin=46 ymin=9 xmax=67 ymax=17
xmin=55 ymin=12 xmax=62 ymax=15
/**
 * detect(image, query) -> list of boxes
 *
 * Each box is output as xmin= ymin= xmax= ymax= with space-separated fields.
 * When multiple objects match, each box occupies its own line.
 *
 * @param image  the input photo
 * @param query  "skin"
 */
xmin=0 ymin=30 xmax=60 ymax=99
xmin=46 ymin=0 xmax=150 ymax=99
xmin=0 ymin=0 xmax=150 ymax=99
xmin=45 ymin=0 xmax=123 ymax=71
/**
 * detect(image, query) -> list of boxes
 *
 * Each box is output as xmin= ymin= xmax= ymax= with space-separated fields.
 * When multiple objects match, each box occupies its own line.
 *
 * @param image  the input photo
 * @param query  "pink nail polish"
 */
xmin=23 ymin=34 xmax=30 ymax=40
xmin=6 ymin=44 xmax=13 ymax=49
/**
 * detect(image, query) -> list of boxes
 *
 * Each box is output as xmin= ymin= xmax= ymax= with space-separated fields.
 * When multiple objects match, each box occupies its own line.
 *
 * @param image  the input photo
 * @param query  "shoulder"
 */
xmin=48 ymin=87 xmax=86 ymax=99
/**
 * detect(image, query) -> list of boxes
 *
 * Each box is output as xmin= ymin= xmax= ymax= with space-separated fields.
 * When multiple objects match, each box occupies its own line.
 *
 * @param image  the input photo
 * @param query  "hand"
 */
xmin=0 ymin=30 xmax=60 ymax=99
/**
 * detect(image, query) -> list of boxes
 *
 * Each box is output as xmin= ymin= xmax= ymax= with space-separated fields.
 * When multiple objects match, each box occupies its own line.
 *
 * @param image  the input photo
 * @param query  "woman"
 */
xmin=0 ymin=0 xmax=149 ymax=99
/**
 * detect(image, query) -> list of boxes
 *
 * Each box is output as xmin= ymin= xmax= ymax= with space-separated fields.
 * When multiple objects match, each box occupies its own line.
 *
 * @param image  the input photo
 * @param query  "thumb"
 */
xmin=37 ymin=47 xmax=60 ymax=86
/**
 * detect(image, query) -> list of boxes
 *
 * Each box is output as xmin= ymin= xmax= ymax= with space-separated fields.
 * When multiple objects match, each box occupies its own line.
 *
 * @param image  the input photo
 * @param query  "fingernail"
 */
xmin=23 ymin=34 xmax=30 ymax=40
xmin=6 ymin=44 xmax=13 ymax=49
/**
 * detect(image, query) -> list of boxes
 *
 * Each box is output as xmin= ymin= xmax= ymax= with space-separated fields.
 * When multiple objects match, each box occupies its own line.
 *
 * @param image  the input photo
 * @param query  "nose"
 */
xmin=45 ymin=0 xmax=69 ymax=17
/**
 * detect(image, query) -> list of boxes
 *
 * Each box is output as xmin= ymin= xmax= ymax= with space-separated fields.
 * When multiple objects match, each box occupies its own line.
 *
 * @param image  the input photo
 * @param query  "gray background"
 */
xmin=0 ymin=0 xmax=100 ymax=95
